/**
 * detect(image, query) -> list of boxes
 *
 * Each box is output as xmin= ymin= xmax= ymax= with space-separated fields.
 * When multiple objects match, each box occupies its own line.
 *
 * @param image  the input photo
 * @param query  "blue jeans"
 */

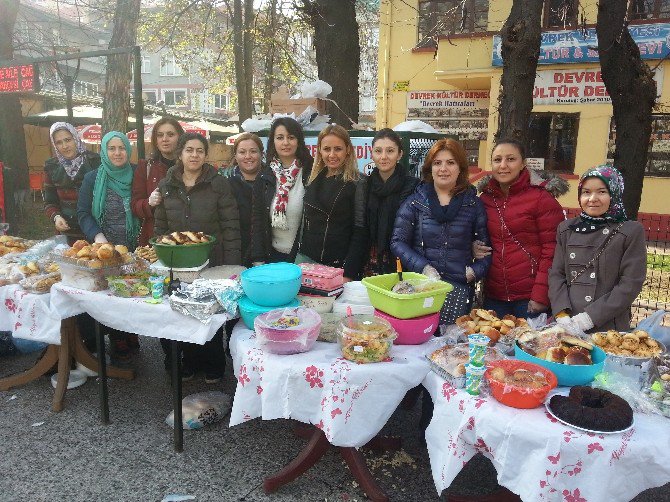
xmin=483 ymin=298 xmax=543 ymax=319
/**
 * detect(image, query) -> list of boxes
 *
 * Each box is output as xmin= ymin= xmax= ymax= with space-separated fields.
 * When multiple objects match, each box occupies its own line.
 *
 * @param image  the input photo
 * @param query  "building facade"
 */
xmin=376 ymin=0 xmax=670 ymax=217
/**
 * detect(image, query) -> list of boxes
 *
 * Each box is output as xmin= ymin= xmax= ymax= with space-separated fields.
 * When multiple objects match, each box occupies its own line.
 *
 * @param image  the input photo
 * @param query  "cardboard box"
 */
xmin=270 ymin=85 xmax=327 ymax=116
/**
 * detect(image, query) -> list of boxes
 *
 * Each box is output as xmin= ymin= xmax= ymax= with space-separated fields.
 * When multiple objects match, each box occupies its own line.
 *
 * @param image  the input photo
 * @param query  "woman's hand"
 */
xmin=422 ymin=264 xmax=441 ymax=280
xmin=94 ymin=233 xmax=108 ymax=244
xmin=54 ymin=215 xmax=70 ymax=232
xmin=527 ymin=300 xmax=548 ymax=314
xmin=148 ymin=188 xmax=162 ymax=207
xmin=465 ymin=266 xmax=476 ymax=283
xmin=472 ymin=240 xmax=492 ymax=259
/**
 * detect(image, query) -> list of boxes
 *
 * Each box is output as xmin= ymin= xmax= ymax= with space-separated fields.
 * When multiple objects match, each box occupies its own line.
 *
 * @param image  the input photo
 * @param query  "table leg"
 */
xmin=171 ymin=340 xmax=183 ymax=453
xmin=263 ymin=428 xmax=330 ymax=494
xmin=0 ymin=345 xmax=59 ymax=391
xmin=52 ymin=322 xmax=73 ymax=412
xmin=362 ymin=436 xmax=402 ymax=452
xmin=340 ymin=447 xmax=389 ymax=502
xmin=95 ymin=320 xmax=109 ymax=425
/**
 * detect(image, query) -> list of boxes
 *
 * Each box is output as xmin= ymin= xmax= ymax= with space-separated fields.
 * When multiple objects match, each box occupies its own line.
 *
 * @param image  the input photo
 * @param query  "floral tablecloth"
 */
xmin=50 ymin=283 xmax=229 ymax=345
xmin=0 ymin=284 xmax=61 ymax=344
xmin=422 ymin=371 xmax=670 ymax=502
xmin=229 ymin=323 xmax=432 ymax=447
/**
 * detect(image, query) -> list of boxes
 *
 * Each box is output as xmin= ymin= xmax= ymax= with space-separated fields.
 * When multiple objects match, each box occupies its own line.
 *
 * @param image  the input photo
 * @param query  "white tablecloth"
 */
xmin=229 ymin=323 xmax=432 ymax=447
xmin=50 ymin=283 xmax=229 ymax=345
xmin=0 ymin=285 xmax=61 ymax=344
xmin=423 ymin=371 xmax=670 ymax=502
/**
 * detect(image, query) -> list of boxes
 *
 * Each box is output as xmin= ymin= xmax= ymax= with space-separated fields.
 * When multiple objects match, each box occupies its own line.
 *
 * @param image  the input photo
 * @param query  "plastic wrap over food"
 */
xmin=254 ymin=306 xmax=321 ymax=355
xmin=391 ymin=277 xmax=441 ymax=295
xmin=439 ymin=324 xmax=467 ymax=345
xmin=643 ymin=353 xmax=670 ymax=417
xmin=594 ymin=371 xmax=662 ymax=415
xmin=19 ymin=272 xmax=61 ymax=294
xmin=20 ymin=235 xmax=67 ymax=261
xmin=169 ymin=281 xmax=223 ymax=323
xmin=165 ymin=391 xmax=232 ymax=430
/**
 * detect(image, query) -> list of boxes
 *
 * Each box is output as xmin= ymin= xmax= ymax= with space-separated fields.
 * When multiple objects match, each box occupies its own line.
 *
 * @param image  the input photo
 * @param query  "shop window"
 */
xmin=143 ymin=90 xmax=158 ymax=105
xmin=608 ymin=115 xmax=670 ymax=176
xmin=630 ymin=0 xmax=670 ymax=20
xmin=527 ymin=113 xmax=579 ymax=173
xmin=163 ymin=90 xmax=187 ymax=106
xmin=417 ymin=0 xmax=489 ymax=48
xmin=543 ymin=0 xmax=578 ymax=29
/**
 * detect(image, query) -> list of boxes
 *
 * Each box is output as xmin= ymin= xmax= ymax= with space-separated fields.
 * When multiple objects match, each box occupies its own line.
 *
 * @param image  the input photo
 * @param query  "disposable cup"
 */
xmin=468 ymin=334 xmax=489 ymax=367
xmin=465 ymin=364 xmax=486 ymax=395
xmin=149 ymin=275 xmax=165 ymax=300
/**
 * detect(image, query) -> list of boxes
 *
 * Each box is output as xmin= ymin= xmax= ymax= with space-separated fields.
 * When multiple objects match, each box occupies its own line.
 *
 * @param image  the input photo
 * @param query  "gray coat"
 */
xmin=549 ymin=218 xmax=647 ymax=331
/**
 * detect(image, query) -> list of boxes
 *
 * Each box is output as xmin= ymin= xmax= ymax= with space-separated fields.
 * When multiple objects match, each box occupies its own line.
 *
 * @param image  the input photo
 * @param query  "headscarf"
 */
xmin=571 ymin=164 xmax=627 ymax=233
xmin=92 ymin=131 xmax=140 ymax=247
xmin=49 ymin=122 xmax=87 ymax=179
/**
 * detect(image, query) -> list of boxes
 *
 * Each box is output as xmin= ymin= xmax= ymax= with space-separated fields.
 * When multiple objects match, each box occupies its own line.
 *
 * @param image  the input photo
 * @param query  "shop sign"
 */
xmin=0 ymin=64 xmax=38 ymax=94
xmin=533 ymin=67 xmax=664 ymax=105
xmin=393 ymin=80 xmax=410 ymax=92
xmin=526 ymin=158 xmax=545 ymax=170
xmin=406 ymin=90 xmax=490 ymax=140
xmin=493 ymin=23 xmax=670 ymax=66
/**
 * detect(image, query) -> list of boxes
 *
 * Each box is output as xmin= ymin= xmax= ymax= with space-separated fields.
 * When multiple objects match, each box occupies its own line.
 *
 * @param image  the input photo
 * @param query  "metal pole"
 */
xmin=171 ymin=340 xmax=183 ymax=452
xmin=95 ymin=320 xmax=110 ymax=425
xmin=133 ymin=46 xmax=145 ymax=159
xmin=0 ymin=47 xmax=135 ymax=67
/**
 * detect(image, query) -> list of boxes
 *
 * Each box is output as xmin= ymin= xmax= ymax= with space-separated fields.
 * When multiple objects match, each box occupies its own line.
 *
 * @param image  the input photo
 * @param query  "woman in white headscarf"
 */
xmin=43 ymin=122 xmax=100 ymax=244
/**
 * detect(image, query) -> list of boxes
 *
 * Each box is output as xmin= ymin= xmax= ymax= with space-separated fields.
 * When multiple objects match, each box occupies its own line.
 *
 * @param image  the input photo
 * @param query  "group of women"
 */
xmin=42 ymin=116 xmax=647 ymax=385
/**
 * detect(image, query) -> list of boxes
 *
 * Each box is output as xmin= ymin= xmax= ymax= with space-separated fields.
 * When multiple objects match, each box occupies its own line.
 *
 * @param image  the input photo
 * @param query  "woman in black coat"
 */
xmin=250 ymin=117 xmax=313 ymax=264
xmin=365 ymin=128 xmax=418 ymax=275
xmin=300 ymin=124 xmax=367 ymax=281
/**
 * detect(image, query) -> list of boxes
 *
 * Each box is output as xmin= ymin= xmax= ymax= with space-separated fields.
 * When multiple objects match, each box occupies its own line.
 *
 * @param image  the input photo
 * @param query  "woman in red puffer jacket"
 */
xmin=477 ymin=139 xmax=567 ymax=318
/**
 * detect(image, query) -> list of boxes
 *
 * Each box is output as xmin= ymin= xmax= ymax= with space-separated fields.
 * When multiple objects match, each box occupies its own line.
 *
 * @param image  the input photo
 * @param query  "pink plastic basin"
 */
xmin=254 ymin=307 xmax=322 ymax=355
xmin=374 ymin=309 xmax=439 ymax=345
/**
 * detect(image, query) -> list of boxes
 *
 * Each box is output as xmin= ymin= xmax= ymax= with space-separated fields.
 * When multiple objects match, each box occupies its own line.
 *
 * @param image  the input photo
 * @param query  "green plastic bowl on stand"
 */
xmin=149 ymin=236 xmax=215 ymax=268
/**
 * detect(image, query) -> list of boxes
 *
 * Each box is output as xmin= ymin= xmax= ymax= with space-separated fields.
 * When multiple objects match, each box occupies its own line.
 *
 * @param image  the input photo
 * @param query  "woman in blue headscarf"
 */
xmin=549 ymin=165 xmax=647 ymax=332
xmin=77 ymin=131 xmax=141 ymax=360
xmin=77 ymin=131 xmax=140 ymax=249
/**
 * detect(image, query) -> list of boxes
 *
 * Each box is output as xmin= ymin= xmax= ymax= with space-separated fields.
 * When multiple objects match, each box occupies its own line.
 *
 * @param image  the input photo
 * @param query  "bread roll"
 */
xmin=72 ymin=240 xmax=89 ymax=251
xmin=114 ymin=245 xmax=129 ymax=255
xmin=97 ymin=244 xmax=114 ymax=260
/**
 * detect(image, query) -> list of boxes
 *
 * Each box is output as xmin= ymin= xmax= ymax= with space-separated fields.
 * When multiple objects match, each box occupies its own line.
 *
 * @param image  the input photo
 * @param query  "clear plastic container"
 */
xmin=254 ymin=306 xmax=322 ymax=355
xmin=337 ymin=315 xmax=397 ymax=363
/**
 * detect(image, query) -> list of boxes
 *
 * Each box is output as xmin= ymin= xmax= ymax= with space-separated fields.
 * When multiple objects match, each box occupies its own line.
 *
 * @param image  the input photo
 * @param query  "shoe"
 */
xmin=204 ymin=373 xmax=222 ymax=384
xmin=181 ymin=366 xmax=195 ymax=381
xmin=110 ymin=337 xmax=131 ymax=362
xmin=127 ymin=334 xmax=140 ymax=352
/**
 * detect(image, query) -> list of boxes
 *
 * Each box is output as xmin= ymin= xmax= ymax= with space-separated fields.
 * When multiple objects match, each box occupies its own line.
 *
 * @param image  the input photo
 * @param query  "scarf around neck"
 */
xmin=570 ymin=164 xmax=627 ymax=234
xmin=426 ymin=183 xmax=468 ymax=224
xmin=270 ymin=157 xmax=301 ymax=230
xmin=93 ymin=131 xmax=140 ymax=248
xmin=368 ymin=165 xmax=408 ymax=255
xmin=50 ymin=122 xmax=87 ymax=179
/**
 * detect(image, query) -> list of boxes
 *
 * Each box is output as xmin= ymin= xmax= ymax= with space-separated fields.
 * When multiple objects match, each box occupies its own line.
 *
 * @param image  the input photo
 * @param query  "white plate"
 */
xmin=50 ymin=369 xmax=87 ymax=390
xmin=544 ymin=389 xmax=634 ymax=434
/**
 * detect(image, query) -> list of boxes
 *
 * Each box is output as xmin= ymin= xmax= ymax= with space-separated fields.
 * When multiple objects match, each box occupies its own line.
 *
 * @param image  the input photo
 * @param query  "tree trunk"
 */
xmin=0 ymin=0 xmax=29 ymax=232
xmin=262 ymin=0 xmax=279 ymax=113
xmin=597 ymin=0 xmax=656 ymax=220
xmin=102 ymin=0 xmax=141 ymax=135
xmin=233 ymin=0 xmax=253 ymax=121
xmin=495 ymin=0 xmax=544 ymax=144
xmin=304 ymin=0 xmax=360 ymax=128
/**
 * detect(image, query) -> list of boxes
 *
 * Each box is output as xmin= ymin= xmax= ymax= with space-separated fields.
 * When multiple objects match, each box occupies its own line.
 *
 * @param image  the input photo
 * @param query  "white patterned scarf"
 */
xmin=270 ymin=157 xmax=301 ymax=230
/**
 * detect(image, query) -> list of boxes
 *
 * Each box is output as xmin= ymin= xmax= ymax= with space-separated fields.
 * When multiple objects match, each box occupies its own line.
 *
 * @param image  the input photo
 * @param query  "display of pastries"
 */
xmin=591 ymin=329 xmax=663 ymax=358
xmin=518 ymin=328 xmax=595 ymax=365
xmin=19 ymin=272 xmax=61 ymax=294
xmin=59 ymin=240 xmax=131 ymax=268
xmin=488 ymin=366 xmax=550 ymax=390
xmin=549 ymin=386 xmax=633 ymax=432
xmin=455 ymin=308 xmax=528 ymax=345
xmin=134 ymin=245 xmax=158 ymax=263
xmin=155 ymin=231 xmax=210 ymax=246
xmin=0 ymin=235 xmax=35 ymax=256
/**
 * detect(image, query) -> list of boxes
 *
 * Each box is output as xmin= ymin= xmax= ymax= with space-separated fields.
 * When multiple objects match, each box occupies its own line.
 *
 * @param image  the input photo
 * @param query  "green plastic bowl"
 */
xmin=361 ymin=272 xmax=453 ymax=319
xmin=149 ymin=235 xmax=215 ymax=268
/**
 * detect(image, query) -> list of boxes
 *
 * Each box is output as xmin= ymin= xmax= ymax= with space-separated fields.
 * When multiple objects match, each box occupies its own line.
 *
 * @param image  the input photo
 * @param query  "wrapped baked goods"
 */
xmin=19 ymin=272 xmax=61 ymax=294
xmin=107 ymin=272 xmax=152 ymax=298
xmin=516 ymin=326 xmax=596 ymax=366
xmin=428 ymin=343 xmax=504 ymax=387
xmin=455 ymin=308 xmax=528 ymax=345
xmin=643 ymin=353 xmax=670 ymax=417
xmin=591 ymin=329 xmax=664 ymax=359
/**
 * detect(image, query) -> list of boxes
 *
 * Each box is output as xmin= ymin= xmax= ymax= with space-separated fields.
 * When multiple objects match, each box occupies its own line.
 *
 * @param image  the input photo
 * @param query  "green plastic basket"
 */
xmin=362 ymin=272 xmax=453 ymax=319
xmin=149 ymin=235 xmax=215 ymax=268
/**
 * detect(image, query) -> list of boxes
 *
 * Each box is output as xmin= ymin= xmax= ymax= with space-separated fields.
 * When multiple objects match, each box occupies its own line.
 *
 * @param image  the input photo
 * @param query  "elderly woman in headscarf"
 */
xmin=77 ymin=131 xmax=141 ymax=361
xmin=549 ymin=165 xmax=647 ymax=332
xmin=43 ymin=122 xmax=100 ymax=244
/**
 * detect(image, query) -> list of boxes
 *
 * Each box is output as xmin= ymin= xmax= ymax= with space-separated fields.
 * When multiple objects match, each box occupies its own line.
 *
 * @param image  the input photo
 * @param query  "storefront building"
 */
xmin=376 ymin=0 xmax=670 ymax=222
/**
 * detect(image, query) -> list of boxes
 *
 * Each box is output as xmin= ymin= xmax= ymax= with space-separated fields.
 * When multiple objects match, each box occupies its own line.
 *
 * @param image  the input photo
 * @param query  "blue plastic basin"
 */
xmin=238 ymin=296 xmax=301 ymax=330
xmin=240 ymin=262 xmax=302 ymax=307
xmin=514 ymin=343 xmax=606 ymax=387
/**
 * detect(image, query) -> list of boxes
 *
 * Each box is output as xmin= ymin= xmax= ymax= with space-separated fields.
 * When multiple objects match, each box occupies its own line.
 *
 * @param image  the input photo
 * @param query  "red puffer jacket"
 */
xmin=131 ymin=158 xmax=171 ymax=246
xmin=479 ymin=168 xmax=567 ymax=307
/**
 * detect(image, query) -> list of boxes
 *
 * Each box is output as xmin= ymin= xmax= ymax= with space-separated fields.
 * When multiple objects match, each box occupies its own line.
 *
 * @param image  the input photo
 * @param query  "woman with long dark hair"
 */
xmin=131 ymin=117 xmax=184 ymax=246
xmin=251 ymin=117 xmax=313 ymax=264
